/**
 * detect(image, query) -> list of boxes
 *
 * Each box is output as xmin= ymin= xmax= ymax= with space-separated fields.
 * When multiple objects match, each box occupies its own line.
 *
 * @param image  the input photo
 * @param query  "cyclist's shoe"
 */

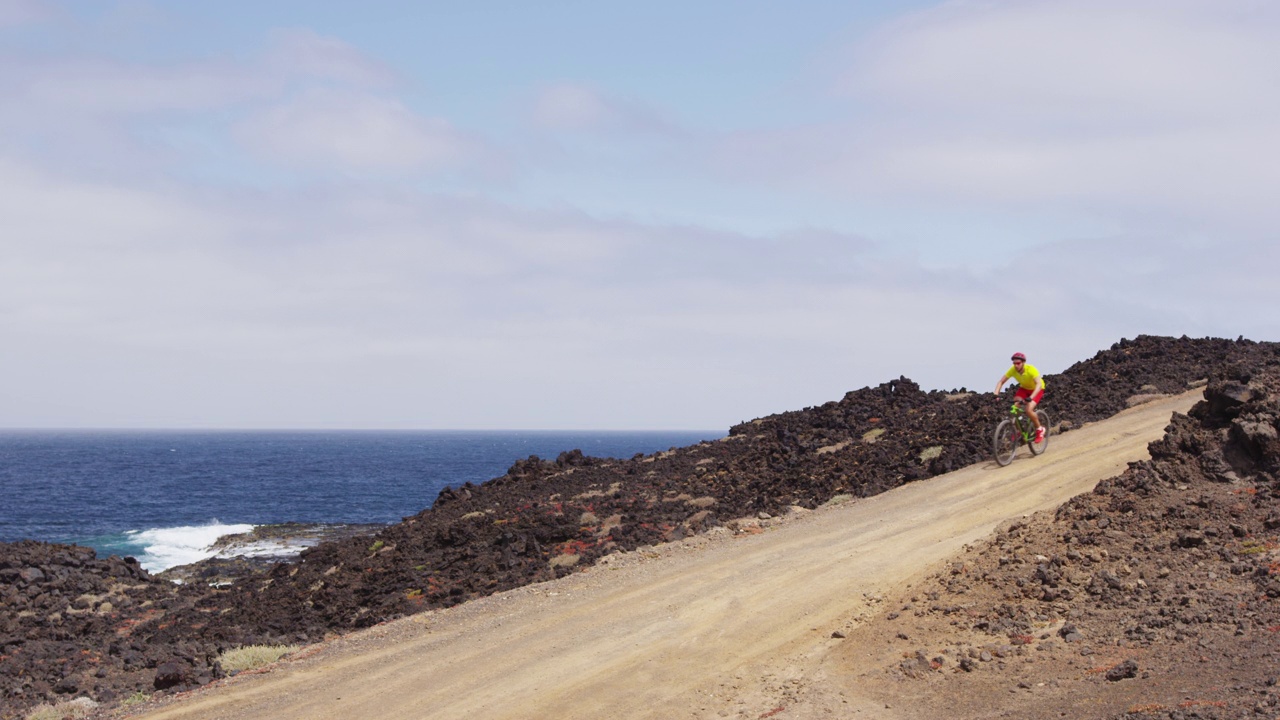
xmin=1035 ymin=427 xmax=1046 ymax=443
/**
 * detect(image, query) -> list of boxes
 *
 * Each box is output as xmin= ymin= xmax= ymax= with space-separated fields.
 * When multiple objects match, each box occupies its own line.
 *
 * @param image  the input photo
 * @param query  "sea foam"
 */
xmin=125 ymin=522 xmax=256 ymax=572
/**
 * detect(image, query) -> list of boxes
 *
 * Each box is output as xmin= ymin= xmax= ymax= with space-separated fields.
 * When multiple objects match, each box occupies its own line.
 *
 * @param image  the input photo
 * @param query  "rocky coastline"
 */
xmin=155 ymin=524 xmax=387 ymax=586
xmin=2 ymin=334 xmax=1278 ymax=719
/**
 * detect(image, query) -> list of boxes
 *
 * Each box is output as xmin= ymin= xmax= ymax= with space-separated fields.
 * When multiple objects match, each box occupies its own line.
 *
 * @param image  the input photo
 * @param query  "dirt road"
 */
xmin=135 ymin=390 xmax=1201 ymax=720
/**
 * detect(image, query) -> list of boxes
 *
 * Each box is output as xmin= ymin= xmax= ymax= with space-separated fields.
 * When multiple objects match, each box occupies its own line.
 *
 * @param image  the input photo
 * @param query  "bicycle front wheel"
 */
xmin=993 ymin=418 xmax=1018 ymax=466
xmin=1030 ymin=410 xmax=1051 ymax=456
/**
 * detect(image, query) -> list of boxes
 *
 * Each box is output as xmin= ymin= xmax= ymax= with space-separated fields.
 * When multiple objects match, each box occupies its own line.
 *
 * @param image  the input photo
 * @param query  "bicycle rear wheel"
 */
xmin=1030 ymin=410 xmax=1051 ymax=456
xmin=993 ymin=418 xmax=1018 ymax=466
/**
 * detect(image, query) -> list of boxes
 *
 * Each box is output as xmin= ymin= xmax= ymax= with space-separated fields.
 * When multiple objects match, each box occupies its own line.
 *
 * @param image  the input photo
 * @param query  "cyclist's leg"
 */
xmin=1028 ymin=389 xmax=1047 ymax=443
xmin=1015 ymin=388 xmax=1040 ymax=427
xmin=1025 ymin=399 xmax=1040 ymax=427
xmin=1023 ymin=388 xmax=1044 ymax=428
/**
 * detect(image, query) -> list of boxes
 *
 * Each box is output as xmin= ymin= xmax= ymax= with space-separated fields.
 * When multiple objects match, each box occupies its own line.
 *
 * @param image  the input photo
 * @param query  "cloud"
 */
xmin=0 ymin=149 xmax=947 ymax=428
xmin=2 ymin=143 xmax=1274 ymax=429
xmin=2 ymin=3 xmax=1277 ymax=430
xmin=843 ymin=0 xmax=1280 ymax=124
xmin=0 ymin=26 xmax=486 ymax=179
xmin=0 ymin=29 xmax=379 ymax=119
xmin=531 ymin=82 xmax=678 ymax=137
xmin=0 ymin=0 xmax=51 ymax=27
xmin=532 ymin=84 xmax=615 ymax=131
xmin=715 ymin=0 xmax=1280 ymax=232
xmin=263 ymin=27 xmax=398 ymax=88
xmin=5 ymin=57 xmax=273 ymax=117
xmin=234 ymin=88 xmax=477 ymax=173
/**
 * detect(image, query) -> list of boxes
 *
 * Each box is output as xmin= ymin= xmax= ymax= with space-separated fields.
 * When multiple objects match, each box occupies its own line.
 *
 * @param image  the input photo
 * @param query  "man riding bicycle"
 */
xmin=995 ymin=352 xmax=1046 ymax=443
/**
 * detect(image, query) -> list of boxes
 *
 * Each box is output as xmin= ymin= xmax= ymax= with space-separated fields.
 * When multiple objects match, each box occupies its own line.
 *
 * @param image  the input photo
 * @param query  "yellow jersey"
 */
xmin=1004 ymin=364 xmax=1046 ymax=391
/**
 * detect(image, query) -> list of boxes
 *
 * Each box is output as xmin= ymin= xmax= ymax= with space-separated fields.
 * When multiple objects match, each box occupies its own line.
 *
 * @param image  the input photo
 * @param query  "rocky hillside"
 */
xmin=846 ymin=358 xmax=1280 ymax=718
xmin=1 ymin=335 xmax=1275 ymax=719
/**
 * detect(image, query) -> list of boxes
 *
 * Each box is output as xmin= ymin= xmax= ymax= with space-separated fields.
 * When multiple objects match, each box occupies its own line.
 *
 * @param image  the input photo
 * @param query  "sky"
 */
xmin=1 ymin=0 xmax=1277 ymax=431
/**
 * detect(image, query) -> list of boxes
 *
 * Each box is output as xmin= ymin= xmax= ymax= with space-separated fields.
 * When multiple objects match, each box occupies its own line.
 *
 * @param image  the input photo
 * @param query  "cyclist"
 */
xmin=995 ymin=352 xmax=1046 ymax=443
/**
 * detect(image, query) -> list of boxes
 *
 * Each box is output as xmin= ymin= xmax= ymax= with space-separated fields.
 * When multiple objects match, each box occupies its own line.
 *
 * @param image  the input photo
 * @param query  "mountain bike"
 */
xmin=993 ymin=399 xmax=1050 ymax=466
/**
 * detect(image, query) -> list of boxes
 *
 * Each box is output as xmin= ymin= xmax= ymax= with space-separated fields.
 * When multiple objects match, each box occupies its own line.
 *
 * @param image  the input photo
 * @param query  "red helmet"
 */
xmin=1011 ymin=352 xmax=1026 ymax=362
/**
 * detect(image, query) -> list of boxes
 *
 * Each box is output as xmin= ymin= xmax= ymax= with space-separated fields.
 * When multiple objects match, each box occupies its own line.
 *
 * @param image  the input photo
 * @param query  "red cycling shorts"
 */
xmin=1015 ymin=387 xmax=1045 ymax=404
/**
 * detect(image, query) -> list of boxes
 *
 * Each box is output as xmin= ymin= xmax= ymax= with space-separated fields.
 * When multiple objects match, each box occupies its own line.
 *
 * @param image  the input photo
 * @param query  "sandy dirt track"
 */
xmin=134 ymin=390 xmax=1201 ymax=720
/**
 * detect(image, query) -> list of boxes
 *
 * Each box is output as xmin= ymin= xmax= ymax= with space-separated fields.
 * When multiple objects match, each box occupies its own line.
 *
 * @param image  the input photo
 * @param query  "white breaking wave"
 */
xmin=224 ymin=537 xmax=323 ymax=558
xmin=125 ymin=522 xmax=256 ymax=573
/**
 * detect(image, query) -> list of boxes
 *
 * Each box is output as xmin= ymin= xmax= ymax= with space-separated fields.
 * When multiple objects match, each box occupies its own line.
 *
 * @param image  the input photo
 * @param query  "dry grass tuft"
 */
xmin=24 ymin=697 xmax=98 ymax=720
xmin=919 ymin=445 xmax=944 ymax=462
xmin=218 ymin=644 xmax=301 ymax=673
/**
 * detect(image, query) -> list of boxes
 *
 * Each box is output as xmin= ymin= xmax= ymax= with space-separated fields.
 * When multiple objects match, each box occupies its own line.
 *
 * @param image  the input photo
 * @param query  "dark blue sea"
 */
xmin=0 ymin=430 xmax=720 ymax=572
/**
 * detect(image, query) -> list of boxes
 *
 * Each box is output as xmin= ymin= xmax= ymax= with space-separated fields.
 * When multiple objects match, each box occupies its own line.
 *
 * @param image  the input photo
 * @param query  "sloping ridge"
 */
xmin=134 ymin=390 xmax=1203 ymax=720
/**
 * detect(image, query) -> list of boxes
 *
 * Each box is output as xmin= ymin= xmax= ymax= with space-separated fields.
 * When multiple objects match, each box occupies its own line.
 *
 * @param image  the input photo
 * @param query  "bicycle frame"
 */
xmin=993 ymin=398 xmax=1049 ymax=466
xmin=1008 ymin=402 xmax=1035 ymax=442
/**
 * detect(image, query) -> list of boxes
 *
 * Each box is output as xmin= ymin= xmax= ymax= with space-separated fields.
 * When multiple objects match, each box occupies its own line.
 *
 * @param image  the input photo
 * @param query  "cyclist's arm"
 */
xmin=994 ymin=373 xmax=1010 ymax=396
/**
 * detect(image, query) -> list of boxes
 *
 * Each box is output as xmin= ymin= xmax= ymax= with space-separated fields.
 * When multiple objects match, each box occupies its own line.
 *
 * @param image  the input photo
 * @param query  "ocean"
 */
xmin=0 ymin=429 xmax=720 ymax=573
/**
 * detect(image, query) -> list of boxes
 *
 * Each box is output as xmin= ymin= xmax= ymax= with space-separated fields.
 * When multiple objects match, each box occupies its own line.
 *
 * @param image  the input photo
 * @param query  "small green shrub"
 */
xmin=121 ymin=691 xmax=152 ymax=706
xmin=218 ymin=644 xmax=300 ymax=673
xmin=368 ymin=540 xmax=385 ymax=553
